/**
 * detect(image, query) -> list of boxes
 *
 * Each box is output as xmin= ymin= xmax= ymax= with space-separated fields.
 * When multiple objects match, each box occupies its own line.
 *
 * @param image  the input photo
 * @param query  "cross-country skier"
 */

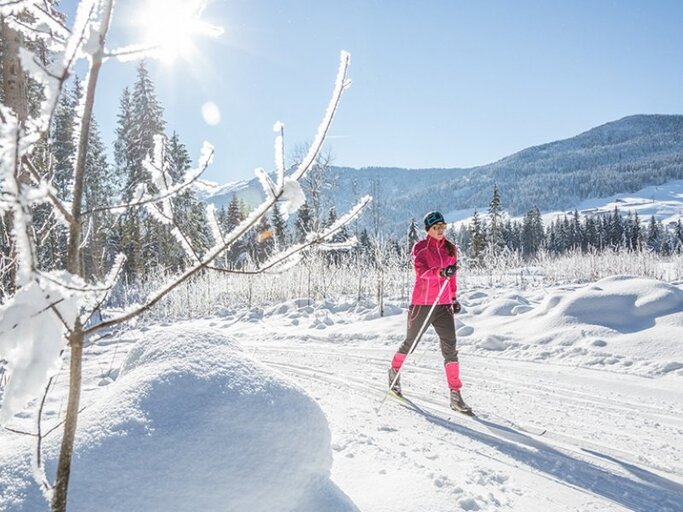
xmin=387 ymin=211 xmax=472 ymax=414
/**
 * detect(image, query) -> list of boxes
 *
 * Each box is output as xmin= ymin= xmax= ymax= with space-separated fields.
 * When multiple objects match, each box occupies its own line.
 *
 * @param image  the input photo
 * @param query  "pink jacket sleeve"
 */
xmin=413 ymin=244 xmax=442 ymax=281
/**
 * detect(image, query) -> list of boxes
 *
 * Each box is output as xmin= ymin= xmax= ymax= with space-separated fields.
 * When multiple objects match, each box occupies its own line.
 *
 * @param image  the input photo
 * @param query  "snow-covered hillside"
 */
xmin=450 ymin=178 xmax=683 ymax=230
xmin=1 ymin=275 xmax=681 ymax=511
xmin=204 ymin=115 xmax=683 ymax=234
xmin=552 ymin=179 xmax=683 ymax=227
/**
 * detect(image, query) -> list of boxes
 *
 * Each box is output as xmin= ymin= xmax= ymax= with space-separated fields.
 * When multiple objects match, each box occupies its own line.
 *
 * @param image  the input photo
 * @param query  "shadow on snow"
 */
xmin=403 ymin=398 xmax=683 ymax=512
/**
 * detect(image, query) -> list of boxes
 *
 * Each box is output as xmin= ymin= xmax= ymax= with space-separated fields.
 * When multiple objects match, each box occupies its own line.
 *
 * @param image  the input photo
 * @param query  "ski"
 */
xmin=387 ymin=390 xmax=547 ymax=437
xmin=388 ymin=390 xmax=475 ymax=417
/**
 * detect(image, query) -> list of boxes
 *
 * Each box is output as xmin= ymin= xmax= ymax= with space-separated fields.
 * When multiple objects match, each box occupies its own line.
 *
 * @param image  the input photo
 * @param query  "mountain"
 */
xmin=204 ymin=114 xmax=683 ymax=234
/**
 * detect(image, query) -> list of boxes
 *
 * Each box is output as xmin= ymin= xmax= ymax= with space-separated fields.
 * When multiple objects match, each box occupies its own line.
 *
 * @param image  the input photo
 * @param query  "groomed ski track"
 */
xmin=249 ymin=343 xmax=683 ymax=512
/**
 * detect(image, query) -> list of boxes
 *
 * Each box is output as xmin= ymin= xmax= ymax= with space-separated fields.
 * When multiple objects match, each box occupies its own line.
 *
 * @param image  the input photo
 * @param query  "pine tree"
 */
xmin=295 ymin=200 xmax=312 ymax=243
xmin=407 ymin=217 xmax=420 ymax=250
xmin=488 ymin=183 xmax=504 ymax=254
xmin=220 ymin=194 xmax=246 ymax=265
xmin=165 ymin=132 xmax=210 ymax=262
xmin=130 ymin=61 xmax=166 ymax=189
xmin=570 ymin=210 xmax=583 ymax=251
xmin=225 ymin=194 xmax=243 ymax=232
xmin=325 ymin=206 xmax=348 ymax=243
xmin=502 ymin=219 xmax=518 ymax=251
xmin=81 ymin=117 xmax=116 ymax=279
xmin=646 ymin=215 xmax=661 ymax=252
xmin=114 ymin=87 xmax=134 ymax=198
xmin=521 ymin=207 xmax=543 ymax=258
xmin=249 ymin=215 xmax=273 ymax=266
xmin=469 ymin=209 xmax=486 ymax=265
xmin=51 ymin=80 xmax=78 ymax=200
xmin=584 ymin=216 xmax=598 ymax=250
xmin=358 ymin=228 xmax=372 ymax=257
xmin=270 ymin=202 xmax=288 ymax=248
xmin=609 ymin=206 xmax=624 ymax=248
xmin=675 ymin=219 xmax=683 ymax=253
xmin=114 ymin=62 xmax=169 ymax=279
xmin=38 ymin=79 xmax=79 ymax=271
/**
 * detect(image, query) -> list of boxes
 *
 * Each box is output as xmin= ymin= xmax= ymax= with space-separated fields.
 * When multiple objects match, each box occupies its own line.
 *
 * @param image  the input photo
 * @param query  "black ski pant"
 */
xmin=397 ymin=304 xmax=458 ymax=363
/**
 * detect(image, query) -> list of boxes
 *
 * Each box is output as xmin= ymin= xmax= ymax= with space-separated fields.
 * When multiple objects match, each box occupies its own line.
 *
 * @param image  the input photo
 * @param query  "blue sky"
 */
xmin=63 ymin=0 xmax=683 ymax=183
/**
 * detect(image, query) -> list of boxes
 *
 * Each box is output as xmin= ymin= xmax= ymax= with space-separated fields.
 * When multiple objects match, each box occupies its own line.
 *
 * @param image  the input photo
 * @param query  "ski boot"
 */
xmin=450 ymin=390 xmax=473 ymax=415
xmin=388 ymin=368 xmax=402 ymax=396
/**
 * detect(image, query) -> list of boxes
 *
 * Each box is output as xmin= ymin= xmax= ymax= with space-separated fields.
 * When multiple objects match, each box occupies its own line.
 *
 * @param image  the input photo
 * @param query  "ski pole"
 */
xmin=376 ymin=276 xmax=451 ymax=413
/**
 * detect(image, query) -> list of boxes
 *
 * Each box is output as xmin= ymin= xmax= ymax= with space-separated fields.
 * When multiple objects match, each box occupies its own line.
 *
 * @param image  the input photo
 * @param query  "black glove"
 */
xmin=439 ymin=264 xmax=457 ymax=278
xmin=451 ymin=300 xmax=461 ymax=314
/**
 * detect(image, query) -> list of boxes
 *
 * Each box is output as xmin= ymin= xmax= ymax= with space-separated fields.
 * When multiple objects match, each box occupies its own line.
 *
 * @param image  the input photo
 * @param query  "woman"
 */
xmin=387 ymin=210 xmax=472 ymax=414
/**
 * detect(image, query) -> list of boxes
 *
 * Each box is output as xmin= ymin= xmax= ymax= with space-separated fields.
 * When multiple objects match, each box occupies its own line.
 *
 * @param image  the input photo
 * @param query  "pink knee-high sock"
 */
xmin=391 ymin=353 xmax=407 ymax=370
xmin=445 ymin=362 xmax=462 ymax=391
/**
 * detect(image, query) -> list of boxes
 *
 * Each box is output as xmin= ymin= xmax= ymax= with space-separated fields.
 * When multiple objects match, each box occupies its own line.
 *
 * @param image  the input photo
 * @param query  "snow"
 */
xmin=0 ymin=326 xmax=355 ymax=511
xmin=0 ymin=275 xmax=85 ymax=423
xmin=1 ymin=275 xmax=682 ymax=511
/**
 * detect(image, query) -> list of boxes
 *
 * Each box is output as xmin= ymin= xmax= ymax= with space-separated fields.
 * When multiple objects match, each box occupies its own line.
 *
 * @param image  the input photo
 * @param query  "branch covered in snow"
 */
xmin=208 ymin=195 xmax=372 ymax=276
xmin=84 ymin=50 xmax=357 ymax=334
xmin=83 ymin=141 xmax=215 ymax=215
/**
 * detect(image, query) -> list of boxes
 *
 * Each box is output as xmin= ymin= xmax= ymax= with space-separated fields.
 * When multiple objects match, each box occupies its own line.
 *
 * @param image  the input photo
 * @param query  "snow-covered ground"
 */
xmin=1 ymin=275 xmax=682 ymax=511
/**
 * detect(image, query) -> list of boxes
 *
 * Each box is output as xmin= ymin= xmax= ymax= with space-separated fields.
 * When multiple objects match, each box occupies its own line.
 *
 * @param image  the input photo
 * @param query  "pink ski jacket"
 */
xmin=410 ymin=236 xmax=457 ymax=305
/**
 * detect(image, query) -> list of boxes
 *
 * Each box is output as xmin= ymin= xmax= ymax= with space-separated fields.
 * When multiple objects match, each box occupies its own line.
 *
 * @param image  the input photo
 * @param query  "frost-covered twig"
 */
xmin=291 ymin=51 xmax=350 ymax=182
xmin=21 ymin=155 xmax=74 ymax=224
xmin=0 ymin=297 xmax=65 ymax=339
xmin=82 ymin=144 xmax=214 ymax=215
xmin=81 ymin=253 xmax=126 ymax=327
xmin=84 ymin=50 xmax=355 ymax=335
xmin=209 ymin=195 xmax=371 ymax=275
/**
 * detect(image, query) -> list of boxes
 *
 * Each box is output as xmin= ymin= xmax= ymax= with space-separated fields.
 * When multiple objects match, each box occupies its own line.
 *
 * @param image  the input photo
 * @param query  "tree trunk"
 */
xmin=1 ymin=17 xmax=29 ymax=295
xmin=1 ymin=18 xmax=29 ymax=122
xmin=50 ymin=324 xmax=83 ymax=512
xmin=51 ymin=2 xmax=114 ymax=509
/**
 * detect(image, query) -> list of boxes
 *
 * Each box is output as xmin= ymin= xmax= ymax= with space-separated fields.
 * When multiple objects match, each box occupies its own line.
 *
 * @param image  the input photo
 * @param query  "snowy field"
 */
xmin=1 ymin=275 xmax=682 ymax=511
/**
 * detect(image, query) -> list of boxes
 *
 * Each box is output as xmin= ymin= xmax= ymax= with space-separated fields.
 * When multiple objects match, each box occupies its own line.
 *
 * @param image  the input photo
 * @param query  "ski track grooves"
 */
xmin=260 ymin=345 xmax=682 ymax=427
xmin=259 ymin=350 xmax=683 ymax=512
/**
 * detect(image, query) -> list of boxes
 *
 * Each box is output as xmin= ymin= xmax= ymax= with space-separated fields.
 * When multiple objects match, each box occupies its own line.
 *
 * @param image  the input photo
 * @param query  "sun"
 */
xmin=134 ymin=0 xmax=223 ymax=63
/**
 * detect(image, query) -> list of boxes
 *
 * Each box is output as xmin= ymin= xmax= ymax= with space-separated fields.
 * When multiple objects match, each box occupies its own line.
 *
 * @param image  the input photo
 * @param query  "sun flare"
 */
xmin=135 ymin=0 xmax=223 ymax=63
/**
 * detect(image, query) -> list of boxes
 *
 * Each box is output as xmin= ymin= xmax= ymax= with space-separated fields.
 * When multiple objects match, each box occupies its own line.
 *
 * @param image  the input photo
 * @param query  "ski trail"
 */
xmin=257 ymin=346 xmax=683 ymax=512
xmin=256 ymin=344 xmax=683 ymax=454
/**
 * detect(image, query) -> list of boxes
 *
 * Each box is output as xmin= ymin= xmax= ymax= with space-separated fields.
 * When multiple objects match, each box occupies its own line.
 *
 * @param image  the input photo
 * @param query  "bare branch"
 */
xmin=2 ymin=426 xmax=37 ymax=437
xmin=34 ymin=376 xmax=55 ymax=498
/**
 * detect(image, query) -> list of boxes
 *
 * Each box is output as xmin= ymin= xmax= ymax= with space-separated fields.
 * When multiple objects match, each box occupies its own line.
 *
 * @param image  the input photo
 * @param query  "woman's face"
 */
xmin=427 ymin=222 xmax=447 ymax=240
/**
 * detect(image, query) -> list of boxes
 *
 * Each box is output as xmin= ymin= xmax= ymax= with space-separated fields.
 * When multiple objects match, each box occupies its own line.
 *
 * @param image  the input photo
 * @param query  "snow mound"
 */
xmin=459 ymin=276 xmax=683 ymax=375
xmin=1 ymin=326 xmax=357 ymax=512
xmin=538 ymin=275 xmax=683 ymax=332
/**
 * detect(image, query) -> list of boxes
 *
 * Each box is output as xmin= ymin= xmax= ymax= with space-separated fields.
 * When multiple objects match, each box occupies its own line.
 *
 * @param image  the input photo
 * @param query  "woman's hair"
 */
xmin=444 ymin=239 xmax=456 ymax=257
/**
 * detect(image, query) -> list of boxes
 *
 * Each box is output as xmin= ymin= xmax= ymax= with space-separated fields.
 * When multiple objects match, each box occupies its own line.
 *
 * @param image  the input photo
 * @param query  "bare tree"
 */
xmin=0 ymin=2 xmax=369 ymax=511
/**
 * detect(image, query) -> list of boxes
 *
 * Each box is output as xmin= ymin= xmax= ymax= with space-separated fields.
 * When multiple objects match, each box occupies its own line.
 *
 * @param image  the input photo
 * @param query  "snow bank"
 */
xmin=537 ymin=275 xmax=683 ymax=332
xmin=457 ymin=276 xmax=683 ymax=376
xmin=0 ymin=326 xmax=357 ymax=512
